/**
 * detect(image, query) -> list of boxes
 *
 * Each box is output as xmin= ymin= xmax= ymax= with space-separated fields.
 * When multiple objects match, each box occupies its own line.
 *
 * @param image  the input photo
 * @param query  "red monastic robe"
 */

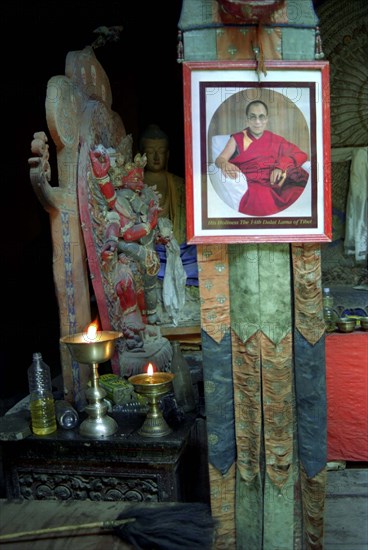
xmin=232 ymin=129 xmax=309 ymax=216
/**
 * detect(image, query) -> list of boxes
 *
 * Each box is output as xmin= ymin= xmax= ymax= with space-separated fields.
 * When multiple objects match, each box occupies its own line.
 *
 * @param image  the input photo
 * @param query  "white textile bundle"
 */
xmin=162 ymin=237 xmax=187 ymax=325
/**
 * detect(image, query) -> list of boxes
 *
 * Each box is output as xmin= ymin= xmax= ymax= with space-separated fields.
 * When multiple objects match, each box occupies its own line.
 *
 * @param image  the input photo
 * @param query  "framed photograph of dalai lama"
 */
xmin=182 ymin=60 xmax=332 ymax=243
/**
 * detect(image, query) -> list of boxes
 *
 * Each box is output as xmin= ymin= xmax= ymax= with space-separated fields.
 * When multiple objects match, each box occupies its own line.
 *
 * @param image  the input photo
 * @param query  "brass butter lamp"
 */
xmin=60 ymin=325 xmax=123 ymax=437
xmin=129 ymin=363 xmax=174 ymax=437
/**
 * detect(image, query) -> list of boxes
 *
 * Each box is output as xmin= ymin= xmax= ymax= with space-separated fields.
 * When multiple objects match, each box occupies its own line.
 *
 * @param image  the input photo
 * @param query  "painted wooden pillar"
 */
xmin=179 ymin=1 xmax=328 ymax=548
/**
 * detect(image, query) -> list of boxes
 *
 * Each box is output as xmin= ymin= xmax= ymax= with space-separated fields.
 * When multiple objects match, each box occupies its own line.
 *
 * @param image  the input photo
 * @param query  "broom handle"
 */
xmin=0 ymin=518 xmax=135 ymax=541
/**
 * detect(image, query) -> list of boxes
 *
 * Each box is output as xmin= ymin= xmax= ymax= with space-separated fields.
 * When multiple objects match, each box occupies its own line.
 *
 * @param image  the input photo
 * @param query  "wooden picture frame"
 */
xmin=183 ymin=60 xmax=332 ymax=244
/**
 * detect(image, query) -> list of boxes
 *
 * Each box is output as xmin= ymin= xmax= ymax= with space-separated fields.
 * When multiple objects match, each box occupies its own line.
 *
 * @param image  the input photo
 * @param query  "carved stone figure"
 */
xmin=86 ymin=144 xmax=175 ymax=374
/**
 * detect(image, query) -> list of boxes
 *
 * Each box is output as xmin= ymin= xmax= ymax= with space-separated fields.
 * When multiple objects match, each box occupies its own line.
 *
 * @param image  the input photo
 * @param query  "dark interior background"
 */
xmin=1 ymin=0 xmax=184 ymax=399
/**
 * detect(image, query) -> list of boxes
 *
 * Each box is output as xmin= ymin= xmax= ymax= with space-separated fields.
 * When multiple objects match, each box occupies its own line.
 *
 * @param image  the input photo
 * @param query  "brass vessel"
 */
xmin=128 ymin=372 xmax=174 ymax=437
xmin=336 ymin=317 xmax=356 ymax=333
xmin=60 ymin=331 xmax=122 ymax=437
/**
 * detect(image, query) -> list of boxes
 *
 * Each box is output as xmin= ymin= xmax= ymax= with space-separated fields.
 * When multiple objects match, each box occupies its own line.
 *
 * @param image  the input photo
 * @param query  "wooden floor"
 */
xmin=324 ymin=467 xmax=368 ymax=549
xmin=0 ymin=468 xmax=366 ymax=549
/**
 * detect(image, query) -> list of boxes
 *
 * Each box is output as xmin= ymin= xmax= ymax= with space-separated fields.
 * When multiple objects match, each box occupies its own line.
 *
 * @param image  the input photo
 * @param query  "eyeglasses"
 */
xmin=247 ymin=114 xmax=267 ymax=122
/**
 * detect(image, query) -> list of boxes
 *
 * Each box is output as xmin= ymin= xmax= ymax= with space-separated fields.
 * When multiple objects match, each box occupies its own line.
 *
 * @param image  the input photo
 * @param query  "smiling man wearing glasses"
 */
xmin=215 ymin=99 xmax=309 ymax=216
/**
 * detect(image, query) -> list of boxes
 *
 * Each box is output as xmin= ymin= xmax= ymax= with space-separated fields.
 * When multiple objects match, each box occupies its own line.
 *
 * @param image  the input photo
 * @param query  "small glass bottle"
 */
xmin=170 ymin=341 xmax=196 ymax=413
xmin=55 ymin=399 xmax=79 ymax=430
xmin=28 ymin=352 xmax=57 ymax=435
xmin=323 ymin=288 xmax=338 ymax=333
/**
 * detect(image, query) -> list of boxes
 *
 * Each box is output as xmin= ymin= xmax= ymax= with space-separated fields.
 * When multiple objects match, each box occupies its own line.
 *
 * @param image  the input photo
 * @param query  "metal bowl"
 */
xmin=336 ymin=317 xmax=356 ymax=333
xmin=360 ymin=317 xmax=368 ymax=331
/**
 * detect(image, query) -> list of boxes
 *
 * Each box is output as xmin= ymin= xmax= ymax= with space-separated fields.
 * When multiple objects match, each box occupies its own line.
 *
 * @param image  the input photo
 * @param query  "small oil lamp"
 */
xmin=129 ymin=363 xmax=174 ymax=437
xmin=60 ymin=322 xmax=123 ymax=437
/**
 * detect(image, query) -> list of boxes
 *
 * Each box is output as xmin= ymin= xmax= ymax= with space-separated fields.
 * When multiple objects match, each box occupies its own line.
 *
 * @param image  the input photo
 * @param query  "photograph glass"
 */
xmin=183 ymin=61 xmax=332 ymax=243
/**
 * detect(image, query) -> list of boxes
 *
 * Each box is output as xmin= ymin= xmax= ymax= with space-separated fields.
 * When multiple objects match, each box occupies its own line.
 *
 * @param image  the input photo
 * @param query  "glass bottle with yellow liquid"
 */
xmin=28 ymin=352 xmax=57 ymax=435
xmin=322 ymin=287 xmax=338 ymax=333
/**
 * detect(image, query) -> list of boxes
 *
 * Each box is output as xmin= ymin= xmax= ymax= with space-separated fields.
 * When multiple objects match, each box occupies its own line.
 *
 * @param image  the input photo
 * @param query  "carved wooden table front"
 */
xmin=1 ymin=412 xmax=201 ymax=503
